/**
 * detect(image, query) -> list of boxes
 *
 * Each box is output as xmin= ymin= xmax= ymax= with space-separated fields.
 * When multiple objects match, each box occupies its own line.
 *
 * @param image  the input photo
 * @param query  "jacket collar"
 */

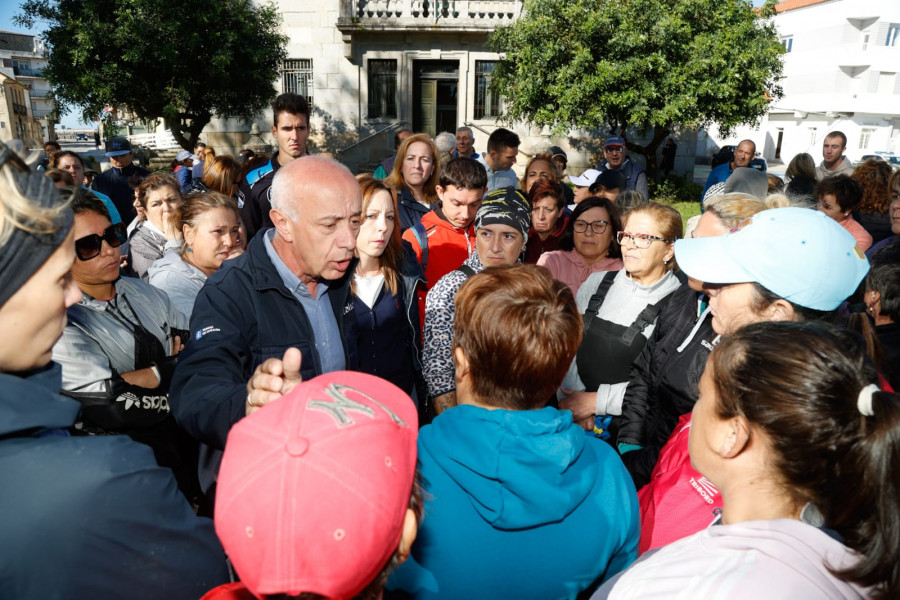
xmin=246 ymin=230 xmax=356 ymax=299
xmin=0 ymin=363 xmax=80 ymax=436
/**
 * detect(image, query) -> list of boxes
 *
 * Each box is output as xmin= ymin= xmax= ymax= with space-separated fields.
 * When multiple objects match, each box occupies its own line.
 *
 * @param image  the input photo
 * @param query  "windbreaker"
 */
xmin=0 ymin=364 xmax=229 ymax=599
xmin=593 ymin=519 xmax=867 ymax=600
xmin=148 ymin=248 xmax=207 ymax=320
xmin=388 ymin=404 xmax=639 ymax=599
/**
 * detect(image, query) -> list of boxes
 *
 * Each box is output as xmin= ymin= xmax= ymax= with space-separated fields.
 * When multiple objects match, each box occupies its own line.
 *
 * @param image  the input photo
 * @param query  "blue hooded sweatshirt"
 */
xmin=389 ymin=404 xmax=639 ymax=599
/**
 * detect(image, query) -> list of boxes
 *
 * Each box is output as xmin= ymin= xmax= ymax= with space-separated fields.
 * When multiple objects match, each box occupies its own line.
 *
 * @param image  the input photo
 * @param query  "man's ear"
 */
xmin=269 ymin=208 xmax=293 ymax=242
xmin=718 ymin=416 xmax=750 ymax=459
xmin=396 ymin=507 xmax=419 ymax=564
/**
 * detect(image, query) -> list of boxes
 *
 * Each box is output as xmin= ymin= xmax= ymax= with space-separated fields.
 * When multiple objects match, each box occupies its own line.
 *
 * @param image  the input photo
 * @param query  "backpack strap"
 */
xmin=583 ymin=270 xmax=618 ymax=332
xmin=456 ymin=264 xmax=476 ymax=278
xmin=411 ymin=222 xmax=429 ymax=272
xmin=620 ymin=291 xmax=675 ymax=346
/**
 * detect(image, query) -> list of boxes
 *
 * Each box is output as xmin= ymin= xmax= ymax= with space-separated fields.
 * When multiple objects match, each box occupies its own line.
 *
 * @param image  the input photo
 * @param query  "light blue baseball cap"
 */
xmin=674 ymin=207 xmax=869 ymax=311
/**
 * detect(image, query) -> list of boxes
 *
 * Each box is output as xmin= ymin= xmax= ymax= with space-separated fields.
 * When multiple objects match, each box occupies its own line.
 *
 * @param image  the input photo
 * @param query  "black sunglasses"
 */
xmin=75 ymin=222 xmax=127 ymax=261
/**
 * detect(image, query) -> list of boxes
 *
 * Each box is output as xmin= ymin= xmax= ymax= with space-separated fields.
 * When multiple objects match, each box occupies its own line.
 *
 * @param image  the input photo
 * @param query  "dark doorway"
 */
xmin=413 ymin=60 xmax=458 ymax=137
xmin=775 ymin=130 xmax=784 ymax=159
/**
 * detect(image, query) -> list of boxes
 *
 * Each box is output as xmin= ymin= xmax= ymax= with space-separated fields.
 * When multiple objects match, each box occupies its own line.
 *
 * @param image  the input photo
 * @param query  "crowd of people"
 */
xmin=2 ymin=93 xmax=899 ymax=600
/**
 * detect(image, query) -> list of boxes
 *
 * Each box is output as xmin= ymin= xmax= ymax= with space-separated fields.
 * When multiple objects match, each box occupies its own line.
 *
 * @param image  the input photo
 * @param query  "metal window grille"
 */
xmin=282 ymin=59 xmax=313 ymax=106
xmin=368 ymin=59 xmax=397 ymax=119
xmin=474 ymin=61 xmax=501 ymax=119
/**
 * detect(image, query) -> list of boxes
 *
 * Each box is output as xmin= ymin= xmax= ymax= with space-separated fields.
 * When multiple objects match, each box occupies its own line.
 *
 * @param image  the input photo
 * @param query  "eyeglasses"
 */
xmin=75 ymin=222 xmax=127 ymax=261
xmin=604 ymin=146 xmax=625 ymax=154
xmin=616 ymin=231 xmax=670 ymax=249
xmin=573 ymin=219 xmax=609 ymax=234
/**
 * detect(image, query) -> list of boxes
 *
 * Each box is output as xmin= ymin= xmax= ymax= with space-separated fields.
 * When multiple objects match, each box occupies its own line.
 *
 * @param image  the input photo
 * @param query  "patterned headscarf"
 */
xmin=474 ymin=186 xmax=531 ymax=237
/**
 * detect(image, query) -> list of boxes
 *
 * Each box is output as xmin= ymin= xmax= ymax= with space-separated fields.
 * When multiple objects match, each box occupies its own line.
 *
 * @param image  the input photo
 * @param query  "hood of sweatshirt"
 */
xmin=420 ymin=404 xmax=598 ymax=530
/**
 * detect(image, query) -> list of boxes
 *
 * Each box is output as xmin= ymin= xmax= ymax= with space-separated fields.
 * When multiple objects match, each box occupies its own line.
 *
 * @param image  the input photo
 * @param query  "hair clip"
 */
xmin=857 ymin=383 xmax=879 ymax=417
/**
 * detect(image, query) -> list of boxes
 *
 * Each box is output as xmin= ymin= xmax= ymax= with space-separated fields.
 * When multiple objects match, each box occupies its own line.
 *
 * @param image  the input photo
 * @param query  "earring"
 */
xmin=663 ymin=258 xmax=669 ymax=265
xmin=187 ymin=246 xmax=193 ymax=253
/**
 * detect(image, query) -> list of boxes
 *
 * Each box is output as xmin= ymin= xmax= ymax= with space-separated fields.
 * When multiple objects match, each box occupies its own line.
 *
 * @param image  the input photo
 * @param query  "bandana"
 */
xmin=0 ymin=144 xmax=73 ymax=308
xmin=475 ymin=186 xmax=531 ymax=237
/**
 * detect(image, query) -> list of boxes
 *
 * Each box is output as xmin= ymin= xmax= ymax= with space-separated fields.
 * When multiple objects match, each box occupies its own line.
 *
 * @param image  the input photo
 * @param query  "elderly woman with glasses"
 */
xmin=559 ymin=202 xmax=682 ymax=435
xmin=51 ymin=188 xmax=201 ymax=503
xmin=537 ymin=197 xmax=624 ymax=296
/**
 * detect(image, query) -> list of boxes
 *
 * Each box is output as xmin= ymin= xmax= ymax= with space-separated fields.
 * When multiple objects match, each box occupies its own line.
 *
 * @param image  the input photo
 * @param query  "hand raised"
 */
xmin=245 ymin=348 xmax=303 ymax=416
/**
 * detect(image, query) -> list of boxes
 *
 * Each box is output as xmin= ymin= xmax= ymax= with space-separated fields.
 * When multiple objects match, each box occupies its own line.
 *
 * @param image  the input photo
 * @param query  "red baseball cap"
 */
xmin=214 ymin=371 xmax=419 ymax=598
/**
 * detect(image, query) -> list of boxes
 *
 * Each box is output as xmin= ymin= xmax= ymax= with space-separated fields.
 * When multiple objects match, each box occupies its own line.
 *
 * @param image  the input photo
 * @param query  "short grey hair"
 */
xmin=434 ymin=132 xmax=457 ymax=154
xmin=456 ymin=126 xmax=474 ymax=139
xmin=270 ymin=155 xmax=354 ymax=220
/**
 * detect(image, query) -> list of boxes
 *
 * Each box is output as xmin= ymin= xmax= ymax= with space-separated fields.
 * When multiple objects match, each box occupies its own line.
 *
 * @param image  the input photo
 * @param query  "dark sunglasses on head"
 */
xmin=75 ymin=222 xmax=127 ymax=261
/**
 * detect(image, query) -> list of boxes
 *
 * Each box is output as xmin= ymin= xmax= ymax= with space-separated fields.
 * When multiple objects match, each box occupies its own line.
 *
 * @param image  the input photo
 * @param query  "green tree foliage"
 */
xmin=490 ymin=0 xmax=784 ymax=177
xmin=17 ymin=0 xmax=288 ymax=149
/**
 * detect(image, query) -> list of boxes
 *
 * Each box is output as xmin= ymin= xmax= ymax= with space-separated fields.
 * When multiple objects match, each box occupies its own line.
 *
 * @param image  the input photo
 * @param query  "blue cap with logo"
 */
xmin=105 ymin=136 xmax=132 ymax=157
xmin=674 ymin=207 xmax=869 ymax=311
xmin=604 ymin=135 xmax=626 ymax=147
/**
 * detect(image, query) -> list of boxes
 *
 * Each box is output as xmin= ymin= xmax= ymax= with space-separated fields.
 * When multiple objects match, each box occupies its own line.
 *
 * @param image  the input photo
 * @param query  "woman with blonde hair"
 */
xmin=518 ymin=152 xmax=559 ymax=195
xmin=352 ymin=174 xmax=426 ymax=409
xmin=0 ymin=142 xmax=229 ymax=598
xmin=187 ymin=155 xmax=242 ymax=198
xmin=148 ymin=192 xmax=242 ymax=319
xmin=384 ymin=133 xmax=441 ymax=231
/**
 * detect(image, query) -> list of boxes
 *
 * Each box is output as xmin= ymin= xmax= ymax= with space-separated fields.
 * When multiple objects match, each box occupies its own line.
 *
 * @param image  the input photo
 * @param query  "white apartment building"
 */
xmin=706 ymin=0 xmax=900 ymax=166
xmin=0 ymin=30 xmax=55 ymax=143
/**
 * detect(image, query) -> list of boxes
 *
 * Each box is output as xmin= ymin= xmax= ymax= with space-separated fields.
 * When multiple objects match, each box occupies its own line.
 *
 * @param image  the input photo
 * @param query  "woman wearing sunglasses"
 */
xmin=52 ymin=188 xmax=201 ymax=503
xmin=0 ymin=144 xmax=229 ymax=597
xmin=128 ymin=172 xmax=183 ymax=281
xmin=537 ymin=197 xmax=624 ymax=296
xmin=560 ymin=202 xmax=682 ymax=436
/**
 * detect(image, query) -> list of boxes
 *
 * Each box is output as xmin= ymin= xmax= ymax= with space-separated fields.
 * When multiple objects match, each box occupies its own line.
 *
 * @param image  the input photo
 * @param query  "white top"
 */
xmin=354 ymin=272 xmax=385 ymax=309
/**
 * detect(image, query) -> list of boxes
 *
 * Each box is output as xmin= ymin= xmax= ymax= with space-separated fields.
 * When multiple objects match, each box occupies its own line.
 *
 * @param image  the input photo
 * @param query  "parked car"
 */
xmin=75 ymin=133 xmax=88 ymax=141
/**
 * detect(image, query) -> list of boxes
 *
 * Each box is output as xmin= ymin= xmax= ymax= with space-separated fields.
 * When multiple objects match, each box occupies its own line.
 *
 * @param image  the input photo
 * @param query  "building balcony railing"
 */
xmin=13 ymin=103 xmax=28 ymax=116
xmin=337 ymin=0 xmax=522 ymax=31
xmin=13 ymin=67 xmax=43 ymax=78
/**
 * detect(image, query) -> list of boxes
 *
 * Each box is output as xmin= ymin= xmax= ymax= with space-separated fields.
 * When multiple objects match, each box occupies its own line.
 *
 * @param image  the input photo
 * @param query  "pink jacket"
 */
xmin=840 ymin=215 xmax=873 ymax=252
xmin=537 ymin=250 xmax=623 ymax=297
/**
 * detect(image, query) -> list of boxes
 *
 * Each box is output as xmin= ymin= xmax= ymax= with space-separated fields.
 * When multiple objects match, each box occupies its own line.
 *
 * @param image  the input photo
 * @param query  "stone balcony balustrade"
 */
xmin=337 ymin=0 xmax=523 ymax=32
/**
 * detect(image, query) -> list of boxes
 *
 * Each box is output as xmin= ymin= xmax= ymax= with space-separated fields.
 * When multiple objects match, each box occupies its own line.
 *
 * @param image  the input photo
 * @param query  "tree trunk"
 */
xmin=170 ymin=111 xmax=211 ymax=151
xmin=638 ymin=126 xmax=670 ymax=182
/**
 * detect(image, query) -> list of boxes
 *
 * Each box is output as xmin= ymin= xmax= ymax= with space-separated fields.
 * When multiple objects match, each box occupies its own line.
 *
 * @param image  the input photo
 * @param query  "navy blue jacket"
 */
xmin=171 ymin=231 xmax=359 ymax=452
xmin=398 ymin=186 xmax=432 ymax=232
xmin=237 ymin=154 xmax=283 ymax=240
xmin=91 ymin=162 xmax=151 ymax=223
xmin=353 ymin=247 xmax=426 ymax=403
xmin=0 ymin=364 xmax=229 ymax=598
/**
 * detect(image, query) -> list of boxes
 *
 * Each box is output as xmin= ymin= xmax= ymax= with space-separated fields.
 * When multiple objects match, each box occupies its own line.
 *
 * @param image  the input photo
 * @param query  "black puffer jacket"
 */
xmin=616 ymin=284 xmax=718 ymax=488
